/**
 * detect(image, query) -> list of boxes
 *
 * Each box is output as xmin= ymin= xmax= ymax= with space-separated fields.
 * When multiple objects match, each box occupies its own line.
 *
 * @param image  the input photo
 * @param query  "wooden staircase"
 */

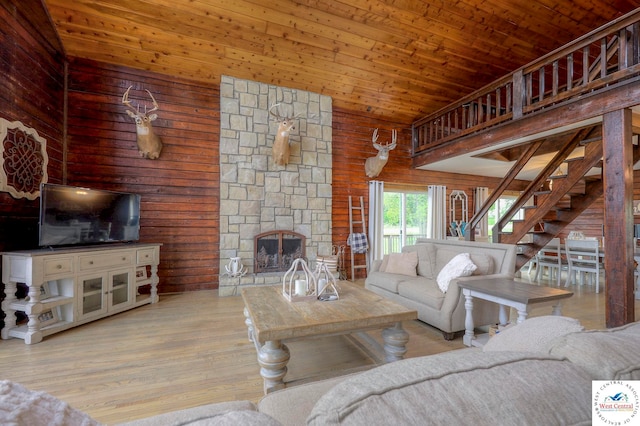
xmin=478 ymin=127 xmax=640 ymax=270
xmin=467 ymin=126 xmax=605 ymax=270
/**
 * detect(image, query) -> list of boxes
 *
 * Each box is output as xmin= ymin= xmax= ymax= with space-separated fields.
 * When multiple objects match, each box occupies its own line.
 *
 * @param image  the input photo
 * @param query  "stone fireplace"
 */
xmin=218 ymin=75 xmax=333 ymax=296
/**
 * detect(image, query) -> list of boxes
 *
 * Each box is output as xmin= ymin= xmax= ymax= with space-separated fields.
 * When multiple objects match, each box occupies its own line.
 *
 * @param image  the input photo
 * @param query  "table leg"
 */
xmin=516 ymin=309 xmax=529 ymax=324
xmin=382 ymin=322 xmax=410 ymax=362
xmin=243 ymin=307 xmax=254 ymax=343
xmin=257 ymin=340 xmax=290 ymax=394
xmin=498 ymin=304 xmax=509 ymax=325
xmin=462 ymin=290 xmax=475 ymax=347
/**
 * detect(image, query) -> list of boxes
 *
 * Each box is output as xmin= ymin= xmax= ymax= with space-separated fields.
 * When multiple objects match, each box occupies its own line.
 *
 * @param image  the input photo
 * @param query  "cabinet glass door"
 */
xmin=110 ymin=271 xmax=131 ymax=308
xmin=81 ymin=276 xmax=105 ymax=317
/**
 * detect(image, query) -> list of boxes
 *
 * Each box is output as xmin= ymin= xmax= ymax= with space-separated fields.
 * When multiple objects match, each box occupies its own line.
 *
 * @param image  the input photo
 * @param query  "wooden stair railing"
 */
xmin=490 ymin=127 xmax=602 ymax=267
xmin=466 ymin=140 xmax=544 ymax=241
xmin=510 ymin=139 xmax=605 ymax=269
xmin=487 ymin=127 xmax=594 ymax=240
xmin=412 ymin=10 xmax=640 ymax=157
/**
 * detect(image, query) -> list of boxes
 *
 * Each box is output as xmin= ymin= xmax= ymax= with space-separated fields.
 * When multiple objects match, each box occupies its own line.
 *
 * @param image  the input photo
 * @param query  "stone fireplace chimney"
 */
xmin=218 ymin=76 xmax=333 ymax=296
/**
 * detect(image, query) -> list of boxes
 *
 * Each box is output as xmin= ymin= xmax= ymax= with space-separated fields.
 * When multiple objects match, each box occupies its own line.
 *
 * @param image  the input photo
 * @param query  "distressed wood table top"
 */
xmin=458 ymin=277 xmax=573 ymax=305
xmin=241 ymin=281 xmax=418 ymax=343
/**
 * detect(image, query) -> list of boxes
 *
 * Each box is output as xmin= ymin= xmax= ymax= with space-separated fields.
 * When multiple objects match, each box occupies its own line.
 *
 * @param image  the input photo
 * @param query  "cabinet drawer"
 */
xmin=43 ymin=257 xmax=74 ymax=277
xmin=136 ymin=248 xmax=156 ymax=265
xmin=79 ymin=252 xmax=133 ymax=270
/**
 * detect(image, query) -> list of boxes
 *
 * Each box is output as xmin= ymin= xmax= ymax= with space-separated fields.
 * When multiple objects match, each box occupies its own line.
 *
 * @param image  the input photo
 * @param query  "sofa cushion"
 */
xmin=548 ymin=321 xmax=640 ymax=380
xmin=383 ymin=251 xmax=418 ymax=276
xmin=483 ymin=316 xmax=584 ymax=353
xmin=117 ymin=400 xmax=273 ymax=426
xmin=402 ymin=244 xmax=436 ymax=278
xmin=469 ymin=253 xmax=493 ymax=276
xmin=365 ymin=272 xmax=411 ymax=294
xmin=307 ymin=351 xmax=591 ymax=426
xmin=397 ymin=278 xmax=444 ymax=310
xmin=436 ymin=253 xmax=477 ymax=292
xmin=259 ymin=373 xmax=355 ymax=426
xmin=435 ymin=248 xmax=460 ymax=273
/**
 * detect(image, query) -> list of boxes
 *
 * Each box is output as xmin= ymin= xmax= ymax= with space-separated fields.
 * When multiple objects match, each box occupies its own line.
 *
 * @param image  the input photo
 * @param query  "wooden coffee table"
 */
xmin=241 ymin=281 xmax=418 ymax=394
xmin=459 ymin=277 xmax=574 ymax=347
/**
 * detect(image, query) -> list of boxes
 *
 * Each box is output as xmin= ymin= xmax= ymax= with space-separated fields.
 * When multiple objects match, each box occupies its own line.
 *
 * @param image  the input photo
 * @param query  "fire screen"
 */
xmin=254 ymin=230 xmax=306 ymax=273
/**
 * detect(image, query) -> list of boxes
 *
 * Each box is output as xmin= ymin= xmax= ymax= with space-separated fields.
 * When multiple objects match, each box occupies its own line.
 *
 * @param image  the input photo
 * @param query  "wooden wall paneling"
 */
xmin=331 ymin=107 xmax=527 ymax=279
xmin=0 ymin=1 xmax=65 ymax=332
xmin=0 ymin=1 xmax=65 ymax=251
xmin=65 ymin=58 xmax=219 ymax=293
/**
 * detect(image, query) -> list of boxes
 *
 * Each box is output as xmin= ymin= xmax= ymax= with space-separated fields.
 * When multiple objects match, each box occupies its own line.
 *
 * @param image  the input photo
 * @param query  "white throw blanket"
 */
xmin=0 ymin=380 xmax=99 ymax=426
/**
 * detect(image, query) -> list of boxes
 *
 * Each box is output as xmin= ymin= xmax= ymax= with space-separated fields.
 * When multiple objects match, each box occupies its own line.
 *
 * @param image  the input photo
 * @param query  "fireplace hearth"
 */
xmin=254 ymin=230 xmax=306 ymax=273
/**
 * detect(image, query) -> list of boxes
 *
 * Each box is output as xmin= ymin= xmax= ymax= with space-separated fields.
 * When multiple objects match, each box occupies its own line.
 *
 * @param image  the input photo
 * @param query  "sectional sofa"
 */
xmin=5 ymin=316 xmax=640 ymax=425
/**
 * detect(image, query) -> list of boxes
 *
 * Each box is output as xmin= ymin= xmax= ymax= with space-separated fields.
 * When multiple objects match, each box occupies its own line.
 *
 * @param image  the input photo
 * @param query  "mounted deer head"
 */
xmin=364 ymin=128 xmax=397 ymax=178
xmin=269 ymin=103 xmax=301 ymax=166
xmin=122 ymin=86 xmax=163 ymax=159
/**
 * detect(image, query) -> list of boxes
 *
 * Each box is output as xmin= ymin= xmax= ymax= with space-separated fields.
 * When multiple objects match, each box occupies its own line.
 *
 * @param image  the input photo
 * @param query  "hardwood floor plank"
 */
xmin=0 ymin=274 xmax=634 ymax=423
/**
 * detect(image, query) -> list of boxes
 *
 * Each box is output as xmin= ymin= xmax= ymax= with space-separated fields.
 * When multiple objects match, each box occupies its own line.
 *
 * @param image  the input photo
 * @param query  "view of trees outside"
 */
xmin=487 ymin=195 xmax=519 ymax=238
xmin=382 ymin=192 xmax=519 ymax=252
xmin=383 ymin=191 xmax=428 ymax=254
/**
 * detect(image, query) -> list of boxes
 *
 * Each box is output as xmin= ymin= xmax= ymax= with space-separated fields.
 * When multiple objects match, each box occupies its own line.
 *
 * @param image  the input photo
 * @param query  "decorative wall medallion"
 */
xmin=0 ymin=118 xmax=48 ymax=200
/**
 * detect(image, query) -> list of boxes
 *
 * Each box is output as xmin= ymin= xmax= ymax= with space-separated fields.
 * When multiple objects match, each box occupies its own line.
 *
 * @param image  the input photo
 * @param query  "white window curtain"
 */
xmin=474 ymin=187 xmax=489 ymax=238
xmin=427 ymin=185 xmax=447 ymax=239
xmin=368 ymin=180 xmax=384 ymax=268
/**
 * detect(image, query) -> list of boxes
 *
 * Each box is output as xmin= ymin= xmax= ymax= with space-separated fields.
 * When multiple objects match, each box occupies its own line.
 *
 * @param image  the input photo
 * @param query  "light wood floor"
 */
xmin=0 ymin=274 xmax=636 ymax=424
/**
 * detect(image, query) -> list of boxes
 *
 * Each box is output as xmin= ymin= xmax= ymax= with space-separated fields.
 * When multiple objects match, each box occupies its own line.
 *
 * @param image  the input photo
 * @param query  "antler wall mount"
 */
xmin=269 ymin=103 xmax=303 ymax=166
xmin=122 ymin=86 xmax=163 ymax=159
xmin=364 ymin=128 xmax=397 ymax=178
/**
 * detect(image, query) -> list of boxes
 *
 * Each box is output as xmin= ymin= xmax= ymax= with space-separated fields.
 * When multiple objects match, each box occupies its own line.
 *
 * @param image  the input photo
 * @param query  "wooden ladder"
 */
xmin=348 ymin=195 xmax=368 ymax=281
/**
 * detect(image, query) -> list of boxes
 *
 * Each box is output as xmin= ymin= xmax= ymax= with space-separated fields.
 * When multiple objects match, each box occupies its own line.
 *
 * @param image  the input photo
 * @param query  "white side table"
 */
xmin=459 ymin=278 xmax=573 ymax=347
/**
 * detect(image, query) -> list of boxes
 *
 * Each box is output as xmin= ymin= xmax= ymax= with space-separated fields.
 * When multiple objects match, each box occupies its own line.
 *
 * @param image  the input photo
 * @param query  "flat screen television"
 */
xmin=39 ymin=183 xmax=141 ymax=247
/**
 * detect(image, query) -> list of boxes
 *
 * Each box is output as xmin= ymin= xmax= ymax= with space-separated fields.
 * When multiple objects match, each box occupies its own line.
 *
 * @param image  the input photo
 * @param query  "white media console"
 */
xmin=1 ymin=243 xmax=161 ymax=344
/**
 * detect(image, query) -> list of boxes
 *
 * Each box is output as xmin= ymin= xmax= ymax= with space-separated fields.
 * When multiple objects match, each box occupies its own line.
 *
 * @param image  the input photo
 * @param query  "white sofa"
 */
xmin=365 ymin=238 xmax=518 ymax=339
xmin=6 ymin=316 xmax=640 ymax=426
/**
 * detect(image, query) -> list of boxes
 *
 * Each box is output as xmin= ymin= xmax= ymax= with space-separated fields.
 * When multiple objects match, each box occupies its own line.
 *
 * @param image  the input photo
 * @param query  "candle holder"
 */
xmin=282 ymin=258 xmax=317 ymax=302
xmin=314 ymin=261 xmax=339 ymax=300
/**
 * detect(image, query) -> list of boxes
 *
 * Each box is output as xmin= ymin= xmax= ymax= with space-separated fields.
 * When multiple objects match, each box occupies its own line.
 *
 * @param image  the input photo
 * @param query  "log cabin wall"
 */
xmin=65 ymin=58 xmax=220 ymax=294
xmin=2 ymin=0 xmax=639 ymax=296
xmin=0 ymin=2 xmax=65 ymax=329
xmin=332 ymin=107 xmax=529 ymax=279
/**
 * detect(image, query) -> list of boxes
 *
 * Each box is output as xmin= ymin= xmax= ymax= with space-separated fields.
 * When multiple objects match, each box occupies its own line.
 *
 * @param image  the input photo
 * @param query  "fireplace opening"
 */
xmin=254 ymin=230 xmax=306 ymax=273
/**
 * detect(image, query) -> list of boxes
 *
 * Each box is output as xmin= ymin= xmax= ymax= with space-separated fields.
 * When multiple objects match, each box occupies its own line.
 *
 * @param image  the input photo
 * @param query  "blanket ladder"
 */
xmin=348 ymin=195 xmax=368 ymax=281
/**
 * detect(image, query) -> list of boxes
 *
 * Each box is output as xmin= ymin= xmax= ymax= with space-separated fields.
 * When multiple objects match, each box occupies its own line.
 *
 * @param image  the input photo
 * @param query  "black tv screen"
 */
xmin=39 ymin=183 xmax=141 ymax=247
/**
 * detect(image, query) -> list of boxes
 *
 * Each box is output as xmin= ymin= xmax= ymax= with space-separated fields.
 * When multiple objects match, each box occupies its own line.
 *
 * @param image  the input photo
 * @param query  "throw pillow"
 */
xmin=383 ymin=251 xmax=418 ymax=276
xmin=482 ymin=316 xmax=584 ymax=353
xmin=548 ymin=321 xmax=640 ymax=380
xmin=436 ymin=253 xmax=477 ymax=292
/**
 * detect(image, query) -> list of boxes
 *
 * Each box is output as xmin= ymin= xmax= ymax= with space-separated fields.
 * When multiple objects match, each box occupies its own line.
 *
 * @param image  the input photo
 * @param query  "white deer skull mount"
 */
xmin=122 ymin=86 xmax=163 ymax=159
xmin=269 ymin=103 xmax=302 ymax=166
xmin=364 ymin=128 xmax=397 ymax=178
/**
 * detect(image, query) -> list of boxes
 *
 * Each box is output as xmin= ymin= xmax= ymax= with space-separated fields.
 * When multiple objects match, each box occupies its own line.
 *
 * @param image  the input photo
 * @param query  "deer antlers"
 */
xmin=122 ymin=85 xmax=163 ymax=159
xmin=365 ymin=128 xmax=398 ymax=178
xmin=122 ymin=86 xmax=159 ymax=115
xmin=269 ymin=103 xmax=303 ymax=166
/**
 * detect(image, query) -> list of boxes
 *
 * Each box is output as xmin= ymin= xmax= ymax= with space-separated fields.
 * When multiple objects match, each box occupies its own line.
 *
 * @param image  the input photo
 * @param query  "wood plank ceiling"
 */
xmin=43 ymin=0 xmax=640 ymax=123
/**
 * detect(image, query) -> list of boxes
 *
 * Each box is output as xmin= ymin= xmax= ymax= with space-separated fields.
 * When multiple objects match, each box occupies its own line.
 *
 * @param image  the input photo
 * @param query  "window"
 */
xmin=383 ymin=190 xmax=428 ymax=254
xmin=487 ymin=193 xmax=524 ymax=238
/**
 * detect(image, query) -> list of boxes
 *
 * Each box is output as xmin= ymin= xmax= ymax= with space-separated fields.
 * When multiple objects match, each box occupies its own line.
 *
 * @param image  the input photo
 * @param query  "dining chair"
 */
xmin=534 ymin=237 xmax=566 ymax=286
xmin=564 ymin=238 xmax=604 ymax=293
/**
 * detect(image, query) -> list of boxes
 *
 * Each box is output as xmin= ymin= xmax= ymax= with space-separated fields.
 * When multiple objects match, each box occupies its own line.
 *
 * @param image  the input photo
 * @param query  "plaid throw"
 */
xmin=347 ymin=233 xmax=368 ymax=253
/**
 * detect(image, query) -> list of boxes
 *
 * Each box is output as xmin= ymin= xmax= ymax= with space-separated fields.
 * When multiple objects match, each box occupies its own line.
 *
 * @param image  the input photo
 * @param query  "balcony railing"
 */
xmin=412 ymin=9 xmax=640 ymax=155
xmin=382 ymin=234 xmax=426 ymax=254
